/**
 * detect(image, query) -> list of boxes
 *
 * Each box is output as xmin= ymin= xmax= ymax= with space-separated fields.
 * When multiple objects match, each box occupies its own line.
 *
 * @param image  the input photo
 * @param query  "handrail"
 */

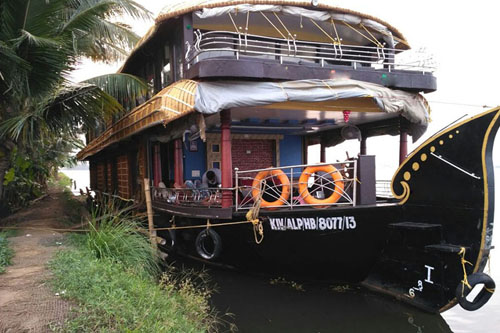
xmin=375 ymin=180 xmax=393 ymax=198
xmin=235 ymin=161 xmax=357 ymax=210
xmin=151 ymin=161 xmax=359 ymax=211
xmin=187 ymin=30 xmax=435 ymax=73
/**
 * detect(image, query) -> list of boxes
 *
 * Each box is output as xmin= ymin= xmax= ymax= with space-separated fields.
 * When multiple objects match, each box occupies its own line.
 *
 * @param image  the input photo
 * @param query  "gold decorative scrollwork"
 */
xmin=392 ymin=181 xmax=411 ymax=205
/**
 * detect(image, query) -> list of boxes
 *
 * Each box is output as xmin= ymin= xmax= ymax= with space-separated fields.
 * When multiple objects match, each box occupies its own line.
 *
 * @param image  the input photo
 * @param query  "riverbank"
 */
xmin=0 ymin=190 xmax=74 ymax=332
xmin=0 ymin=188 xmax=217 ymax=332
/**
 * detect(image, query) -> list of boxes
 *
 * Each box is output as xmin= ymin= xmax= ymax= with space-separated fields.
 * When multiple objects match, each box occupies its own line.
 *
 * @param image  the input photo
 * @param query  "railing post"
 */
xmin=221 ymin=110 xmax=233 ymax=208
xmin=174 ymin=139 xmax=183 ymax=186
xmin=234 ymin=167 xmax=239 ymax=211
xmin=360 ymin=136 xmax=367 ymax=155
xmin=352 ymin=160 xmax=357 ymax=207
xmin=399 ymin=130 xmax=408 ymax=165
xmin=320 ymin=138 xmax=326 ymax=163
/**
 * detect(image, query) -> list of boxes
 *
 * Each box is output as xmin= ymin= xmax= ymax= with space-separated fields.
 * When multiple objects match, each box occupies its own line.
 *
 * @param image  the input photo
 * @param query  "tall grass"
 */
xmin=49 ymin=198 xmax=219 ymax=332
xmin=85 ymin=199 xmax=159 ymax=278
xmin=0 ymin=232 xmax=14 ymax=274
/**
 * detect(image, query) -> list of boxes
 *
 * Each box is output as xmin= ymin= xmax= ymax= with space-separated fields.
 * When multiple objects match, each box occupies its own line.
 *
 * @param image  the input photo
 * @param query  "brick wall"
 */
xmin=117 ymin=154 xmax=130 ymax=198
xmin=89 ymin=160 xmax=97 ymax=189
xmin=106 ymin=160 xmax=113 ymax=192
xmin=138 ymin=144 xmax=146 ymax=180
xmin=232 ymin=139 xmax=274 ymax=172
xmin=96 ymin=162 xmax=106 ymax=192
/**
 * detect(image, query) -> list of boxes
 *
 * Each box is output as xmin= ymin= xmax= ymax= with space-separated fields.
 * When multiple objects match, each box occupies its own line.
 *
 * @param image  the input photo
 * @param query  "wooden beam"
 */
xmin=220 ymin=110 xmax=233 ymax=208
xmin=399 ymin=130 xmax=408 ymax=165
xmin=174 ymin=139 xmax=183 ymax=186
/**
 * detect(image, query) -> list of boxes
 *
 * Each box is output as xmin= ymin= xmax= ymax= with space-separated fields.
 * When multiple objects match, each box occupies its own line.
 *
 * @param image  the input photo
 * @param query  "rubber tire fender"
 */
xmin=456 ymin=272 xmax=495 ymax=311
xmin=195 ymin=228 xmax=222 ymax=260
xmin=163 ymin=229 xmax=176 ymax=251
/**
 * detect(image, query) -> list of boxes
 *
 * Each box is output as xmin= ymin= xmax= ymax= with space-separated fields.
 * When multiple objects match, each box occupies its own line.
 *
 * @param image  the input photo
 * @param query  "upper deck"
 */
xmin=120 ymin=1 xmax=436 ymax=95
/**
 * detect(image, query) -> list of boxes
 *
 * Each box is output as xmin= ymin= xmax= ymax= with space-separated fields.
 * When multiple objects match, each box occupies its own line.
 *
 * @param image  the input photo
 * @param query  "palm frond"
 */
xmin=0 ymin=83 xmax=122 ymax=142
xmin=12 ymin=29 xmax=64 ymax=49
xmin=62 ymin=0 xmax=152 ymax=33
xmin=83 ymin=73 xmax=147 ymax=109
xmin=72 ymin=20 xmax=140 ymax=62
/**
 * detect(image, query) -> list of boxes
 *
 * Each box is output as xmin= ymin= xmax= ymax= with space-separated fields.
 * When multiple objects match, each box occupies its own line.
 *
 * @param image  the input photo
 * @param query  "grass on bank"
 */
xmin=50 ymin=201 xmax=218 ymax=332
xmin=0 ymin=232 xmax=14 ymax=274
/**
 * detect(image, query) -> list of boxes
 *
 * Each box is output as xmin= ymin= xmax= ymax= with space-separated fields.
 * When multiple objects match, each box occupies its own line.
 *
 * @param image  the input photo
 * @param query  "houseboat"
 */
xmin=77 ymin=1 xmax=497 ymax=313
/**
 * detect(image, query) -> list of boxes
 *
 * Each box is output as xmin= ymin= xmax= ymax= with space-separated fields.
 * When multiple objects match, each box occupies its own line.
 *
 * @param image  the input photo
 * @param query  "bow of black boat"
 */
xmin=363 ymin=107 xmax=500 ymax=312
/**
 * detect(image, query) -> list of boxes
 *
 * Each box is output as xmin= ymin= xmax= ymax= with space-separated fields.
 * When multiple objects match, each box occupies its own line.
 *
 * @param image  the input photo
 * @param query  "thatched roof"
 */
xmin=156 ymin=0 xmax=407 ymax=41
xmin=77 ymin=80 xmax=198 ymax=160
xmin=119 ymin=1 xmax=409 ymax=72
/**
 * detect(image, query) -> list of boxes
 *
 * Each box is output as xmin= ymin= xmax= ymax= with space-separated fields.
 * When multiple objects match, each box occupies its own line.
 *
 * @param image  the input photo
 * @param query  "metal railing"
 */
xmin=235 ymin=161 xmax=357 ymax=210
xmin=186 ymin=30 xmax=435 ymax=73
xmin=376 ymin=180 xmax=393 ymax=198
xmin=152 ymin=161 xmax=358 ymax=210
xmin=152 ymin=186 xmax=229 ymax=208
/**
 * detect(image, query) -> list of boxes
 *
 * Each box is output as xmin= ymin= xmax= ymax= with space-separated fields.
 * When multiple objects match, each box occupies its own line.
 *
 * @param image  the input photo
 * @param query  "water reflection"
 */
xmin=181 ymin=260 xmax=452 ymax=333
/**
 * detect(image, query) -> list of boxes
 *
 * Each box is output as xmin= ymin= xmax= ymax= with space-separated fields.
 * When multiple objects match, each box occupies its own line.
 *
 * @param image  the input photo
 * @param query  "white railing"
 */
xmin=186 ymin=30 xmax=435 ymax=73
xmin=235 ymin=161 xmax=357 ymax=210
xmin=152 ymin=161 xmax=358 ymax=210
xmin=376 ymin=180 xmax=393 ymax=198
xmin=152 ymin=186 xmax=227 ymax=208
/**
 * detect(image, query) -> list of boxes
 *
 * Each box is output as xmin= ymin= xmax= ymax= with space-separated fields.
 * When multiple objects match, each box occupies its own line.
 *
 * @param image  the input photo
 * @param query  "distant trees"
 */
xmin=0 ymin=0 xmax=150 ymax=212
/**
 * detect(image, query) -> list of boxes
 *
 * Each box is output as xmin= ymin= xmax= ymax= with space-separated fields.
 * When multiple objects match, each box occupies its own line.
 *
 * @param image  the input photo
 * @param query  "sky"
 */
xmin=71 ymin=0 xmax=500 ymax=177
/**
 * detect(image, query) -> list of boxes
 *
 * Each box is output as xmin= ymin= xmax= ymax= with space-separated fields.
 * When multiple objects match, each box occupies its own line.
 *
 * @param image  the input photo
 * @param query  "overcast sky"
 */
xmin=71 ymin=0 xmax=500 ymax=176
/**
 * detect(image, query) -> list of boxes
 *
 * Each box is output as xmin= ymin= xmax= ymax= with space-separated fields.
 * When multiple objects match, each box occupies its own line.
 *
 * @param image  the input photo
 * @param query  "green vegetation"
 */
xmin=85 ymin=203 xmax=160 ymax=278
xmin=49 ymin=203 xmax=218 ymax=332
xmin=0 ymin=232 xmax=14 ymax=274
xmin=0 ymin=1 xmax=150 ymax=213
xmin=50 ymin=172 xmax=73 ymax=189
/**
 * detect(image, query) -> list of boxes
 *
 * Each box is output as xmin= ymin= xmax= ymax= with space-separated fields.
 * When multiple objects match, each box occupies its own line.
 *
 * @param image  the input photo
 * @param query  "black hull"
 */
xmin=155 ymin=107 xmax=500 ymax=313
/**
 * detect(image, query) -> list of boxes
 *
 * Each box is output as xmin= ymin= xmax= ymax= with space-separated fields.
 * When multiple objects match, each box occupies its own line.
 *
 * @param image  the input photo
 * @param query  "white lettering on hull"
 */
xmin=268 ymin=216 xmax=357 ymax=231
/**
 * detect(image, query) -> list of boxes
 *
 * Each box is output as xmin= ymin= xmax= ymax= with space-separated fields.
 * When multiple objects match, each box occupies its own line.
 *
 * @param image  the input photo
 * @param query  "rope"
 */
xmin=153 ymin=198 xmax=265 ymax=244
xmin=228 ymin=12 xmax=240 ymax=33
xmin=94 ymin=191 xmax=135 ymax=203
xmin=360 ymin=23 xmax=384 ymax=48
xmin=342 ymin=21 xmax=380 ymax=47
xmin=488 ymin=254 xmax=491 ymax=275
xmin=458 ymin=247 xmax=473 ymax=296
xmin=246 ymin=197 xmax=264 ymax=244
xmin=485 ymin=254 xmax=495 ymax=293
xmin=330 ymin=18 xmax=340 ymax=44
xmin=0 ymin=226 xmax=90 ymax=232
xmin=260 ymin=12 xmax=287 ymax=39
xmin=309 ymin=18 xmax=337 ymax=44
xmin=273 ymin=12 xmax=294 ymax=40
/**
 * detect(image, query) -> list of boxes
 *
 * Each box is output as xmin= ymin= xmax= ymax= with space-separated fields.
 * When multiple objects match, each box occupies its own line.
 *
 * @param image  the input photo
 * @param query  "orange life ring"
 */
xmin=298 ymin=165 xmax=344 ymax=206
xmin=251 ymin=169 xmax=291 ymax=207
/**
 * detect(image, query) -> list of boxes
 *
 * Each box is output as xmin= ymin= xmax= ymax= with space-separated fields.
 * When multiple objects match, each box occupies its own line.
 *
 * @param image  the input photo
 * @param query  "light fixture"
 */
xmin=311 ymin=0 xmax=319 ymax=7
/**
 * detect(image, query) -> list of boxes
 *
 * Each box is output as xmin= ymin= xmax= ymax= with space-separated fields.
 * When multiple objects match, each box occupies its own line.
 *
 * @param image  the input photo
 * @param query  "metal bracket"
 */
xmin=430 ymin=152 xmax=481 ymax=180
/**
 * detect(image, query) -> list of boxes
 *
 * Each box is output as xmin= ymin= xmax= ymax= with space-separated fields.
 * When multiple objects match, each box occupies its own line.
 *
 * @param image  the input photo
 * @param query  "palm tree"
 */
xmin=0 ymin=0 xmax=152 ymax=201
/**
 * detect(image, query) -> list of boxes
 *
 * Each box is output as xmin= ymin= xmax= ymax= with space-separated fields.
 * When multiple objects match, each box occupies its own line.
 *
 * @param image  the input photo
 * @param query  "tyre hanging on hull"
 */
xmin=456 ymin=272 xmax=495 ymax=311
xmin=195 ymin=228 xmax=222 ymax=260
xmin=161 ymin=229 xmax=176 ymax=251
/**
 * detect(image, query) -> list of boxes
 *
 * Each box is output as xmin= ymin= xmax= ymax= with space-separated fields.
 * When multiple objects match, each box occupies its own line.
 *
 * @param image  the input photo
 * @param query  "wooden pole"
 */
xmin=143 ymin=178 xmax=157 ymax=249
xmin=320 ymin=138 xmax=326 ymax=163
xmin=174 ymin=139 xmax=183 ymax=186
xmin=360 ymin=136 xmax=367 ymax=155
xmin=221 ymin=109 xmax=233 ymax=208
xmin=399 ymin=131 xmax=408 ymax=165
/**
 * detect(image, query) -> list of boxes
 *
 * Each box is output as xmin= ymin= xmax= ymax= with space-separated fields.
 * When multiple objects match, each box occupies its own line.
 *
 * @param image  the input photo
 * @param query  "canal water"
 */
xmin=61 ymin=166 xmax=500 ymax=332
